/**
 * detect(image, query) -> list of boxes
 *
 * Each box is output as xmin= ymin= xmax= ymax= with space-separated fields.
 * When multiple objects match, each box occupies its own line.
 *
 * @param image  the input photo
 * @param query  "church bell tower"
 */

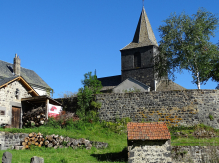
xmin=120 ymin=7 xmax=159 ymax=91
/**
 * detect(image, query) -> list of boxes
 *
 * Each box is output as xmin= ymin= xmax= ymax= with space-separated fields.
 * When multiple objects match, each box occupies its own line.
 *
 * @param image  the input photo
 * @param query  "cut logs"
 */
xmin=22 ymin=107 xmax=46 ymax=127
xmin=21 ymin=132 xmax=44 ymax=149
xmin=44 ymin=135 xmax=93 ymax=149
xmin=19 ymin=132 xmax=107 ymax=150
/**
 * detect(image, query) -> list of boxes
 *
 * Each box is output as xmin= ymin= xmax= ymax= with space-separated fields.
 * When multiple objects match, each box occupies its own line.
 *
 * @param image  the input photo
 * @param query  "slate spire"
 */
xmin=121 ymin=7 xmax=158 ymax=50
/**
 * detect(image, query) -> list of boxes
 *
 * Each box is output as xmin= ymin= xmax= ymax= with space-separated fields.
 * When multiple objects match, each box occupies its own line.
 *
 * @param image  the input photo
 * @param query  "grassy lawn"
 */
xmin=169 ymin=124 xmax=219 ymax=146
xmin=0 ymin=121 xmax=218 ymax=162
xmin=0 ymin=121 xmax=128 ymax=163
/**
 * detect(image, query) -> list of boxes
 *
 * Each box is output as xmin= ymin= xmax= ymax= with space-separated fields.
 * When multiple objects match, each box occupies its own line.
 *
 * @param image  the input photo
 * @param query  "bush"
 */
xmin=102 ymin=117 xmax=131 ymax=134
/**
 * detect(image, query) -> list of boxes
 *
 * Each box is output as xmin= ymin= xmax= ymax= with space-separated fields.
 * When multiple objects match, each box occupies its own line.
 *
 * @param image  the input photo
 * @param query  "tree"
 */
xmin=77 ymin=72 xmax=102 ymax=119
xmin=205 ymin=42 xmax=219 ymax=88
xmin=155 ymin=8 xmax=219 ymax=89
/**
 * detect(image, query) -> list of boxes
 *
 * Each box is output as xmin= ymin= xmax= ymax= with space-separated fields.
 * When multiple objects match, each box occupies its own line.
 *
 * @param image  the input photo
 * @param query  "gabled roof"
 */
xmin=115 ymin=77 xmax=150 ymax=89
xmin=0 ymin=60 xmax=51 ymax=89
xmin=0 ymin=76 xmax=18 ymax=86
xmin=121 ymin=7 xmax=158 ymax=50
xmin=0 ymin=76 xmax=39 ymax=97
xmin=98 ymin=75 xmax=121 ymax=86
xmin=156 ymin=80 xmax=186 ymax=91
xmin=98 ymin=75 xmax=121 ymax=92
xmin=113 ymin=77 xmax=150 ymax=93
xmin=127 ymin=122 xmax=171 ymax=140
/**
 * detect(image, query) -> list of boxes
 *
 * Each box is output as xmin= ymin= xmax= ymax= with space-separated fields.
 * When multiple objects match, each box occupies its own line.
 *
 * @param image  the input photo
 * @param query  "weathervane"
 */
xmin=142 ymin=0 xmax=144 ymax=7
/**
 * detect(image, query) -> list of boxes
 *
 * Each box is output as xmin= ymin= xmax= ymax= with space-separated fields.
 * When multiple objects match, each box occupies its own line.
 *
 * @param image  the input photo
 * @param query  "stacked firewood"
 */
xmin=22 ymin=107 xmax=46 ymax=127
xmin=19 ymin=133 xmax=108 ymax=150
xmin=22 ymin=132 xmax=44 ymax=149
xmin=44 ymin=134 xmax=92 ymax=149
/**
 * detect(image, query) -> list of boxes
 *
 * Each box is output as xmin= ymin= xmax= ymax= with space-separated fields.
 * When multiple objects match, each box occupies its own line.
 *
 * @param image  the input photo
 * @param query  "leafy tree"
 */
xmin=81 ymin=72 xmax=102 ymax=95
xmin=206 ymin=42 xmax=219 ymax=88
xmin=77 ymin=72 xmax=102 ymax=119
xmin=155 ymin=8 xmax=219 ymax=89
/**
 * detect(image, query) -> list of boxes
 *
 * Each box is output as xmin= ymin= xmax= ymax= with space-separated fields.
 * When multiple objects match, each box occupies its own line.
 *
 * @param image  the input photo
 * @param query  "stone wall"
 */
xmin=171 ymin=146 xmax=219 ymax=163
xmin=128 ymin=140 xmax=172 ymax=163
xmin=96 ymin=90 xmax=219 ymax=129
xmin=0 ymin=81 xmax=31 ymax=125
xmin=0 ymin=132 xmax=28 ymax=150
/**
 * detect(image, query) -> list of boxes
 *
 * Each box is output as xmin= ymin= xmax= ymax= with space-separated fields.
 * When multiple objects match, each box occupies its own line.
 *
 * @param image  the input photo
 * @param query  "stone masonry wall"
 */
xmin=0 ymin=132 xmax=28 ymax=150
xmin=128 ymin=140 xmax=172 ymax=163
xmin=171 ymin=146 xmax=219 ymax=163
xmin=97 ymin=90 xmax=219 ymax=129
xmin=0 ymin=81 xmax=31 ymax=125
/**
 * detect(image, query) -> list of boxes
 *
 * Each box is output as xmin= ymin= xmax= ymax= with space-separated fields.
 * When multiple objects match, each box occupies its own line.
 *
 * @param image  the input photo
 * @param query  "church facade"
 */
xmin=98 ymin=7 xmax=185 ymax=92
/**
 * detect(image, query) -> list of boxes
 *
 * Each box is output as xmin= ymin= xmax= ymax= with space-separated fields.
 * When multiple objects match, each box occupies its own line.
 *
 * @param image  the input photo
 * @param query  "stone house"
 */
xmin=127 ymin=122 xmax=172 ymax=163
xmin=0 ymin=54 xmax=52 ymax=96
xmin=98 ymin=7 xmax=185 ymax=92
xmin=0 ymin=76 xmax=38 ymax=128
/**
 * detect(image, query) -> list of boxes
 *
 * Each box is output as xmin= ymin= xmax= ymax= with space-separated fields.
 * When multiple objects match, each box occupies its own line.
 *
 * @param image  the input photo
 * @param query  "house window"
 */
xmin=134 ymin=52 xmax=141 ymax=68
xmin=0 ymin=111 xmax=5 ymax=115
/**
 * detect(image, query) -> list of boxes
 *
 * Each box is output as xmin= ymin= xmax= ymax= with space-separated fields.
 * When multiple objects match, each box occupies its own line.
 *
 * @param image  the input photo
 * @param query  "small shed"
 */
xmin=127 ymin=122 xmax=172 ymax=163
xmin=21 ymin=96 xmax=62 ymax=127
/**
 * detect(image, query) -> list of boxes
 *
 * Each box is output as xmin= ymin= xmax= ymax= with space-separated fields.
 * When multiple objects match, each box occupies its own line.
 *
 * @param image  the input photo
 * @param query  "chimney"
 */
xmin=13 ymin=53 xmax=21 ymax=76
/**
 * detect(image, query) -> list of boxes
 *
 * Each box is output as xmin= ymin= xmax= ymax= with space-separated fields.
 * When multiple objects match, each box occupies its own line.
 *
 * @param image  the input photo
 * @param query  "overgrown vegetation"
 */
xmin=76 ymin=72 xmax=102 ymax=120
xmin=209 ymin=114 xmax=214 ymax=121
xmin=45 ymin=88 xmax=54 ymax=97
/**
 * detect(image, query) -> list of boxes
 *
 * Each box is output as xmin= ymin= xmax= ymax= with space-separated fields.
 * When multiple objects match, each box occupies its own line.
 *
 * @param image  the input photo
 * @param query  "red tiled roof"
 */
xmin=127 ymin=122 xmax=171 ymax=140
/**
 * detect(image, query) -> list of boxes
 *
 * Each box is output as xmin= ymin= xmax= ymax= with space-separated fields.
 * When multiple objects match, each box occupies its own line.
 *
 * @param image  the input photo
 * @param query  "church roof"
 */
xmin=98 ymin=75 xmax=121 ymax=91
xmin=156 ymin=80 xmax=186 ymax=92
xmin=98 ymin=75 xmax=121 ymax=87
xmin=121 ymin=7 xmax=158 ymax=50
xmin=0 ymin=60 xmax=51 ymax=89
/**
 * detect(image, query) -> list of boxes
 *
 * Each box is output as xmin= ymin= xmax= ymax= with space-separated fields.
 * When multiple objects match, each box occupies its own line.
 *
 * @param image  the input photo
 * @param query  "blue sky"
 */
xmin=0 ymin=0 xmax=219 ymax=98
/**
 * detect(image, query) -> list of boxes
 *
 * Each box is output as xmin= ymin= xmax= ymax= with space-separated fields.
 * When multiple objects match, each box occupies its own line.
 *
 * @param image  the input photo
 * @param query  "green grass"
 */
xmin=0 ymin=120 xmax=128 ymax=163
xmin=0 ymin=121 xmax=219 ymax=162
xmin=169 ymin=124 xmax=219 ymax=146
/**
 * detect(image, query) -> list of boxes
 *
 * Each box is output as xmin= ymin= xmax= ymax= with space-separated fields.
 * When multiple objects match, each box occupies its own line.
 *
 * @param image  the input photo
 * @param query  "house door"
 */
xmin=12 ymin=107 xmax=21 ymax=128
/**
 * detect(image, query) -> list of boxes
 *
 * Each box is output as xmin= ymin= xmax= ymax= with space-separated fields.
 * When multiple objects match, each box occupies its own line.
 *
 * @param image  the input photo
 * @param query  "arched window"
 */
xmin=134 ymin=52 xmax=141 ymax=68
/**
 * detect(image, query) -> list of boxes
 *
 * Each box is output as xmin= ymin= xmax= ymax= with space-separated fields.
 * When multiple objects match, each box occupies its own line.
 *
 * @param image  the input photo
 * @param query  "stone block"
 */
xmin=30 ymin=156 xmax=44 ymax=163
xmin=2 ymin=152 xmax=12 ymax=163
xmin=15 ymin=146 xmax=23 ymax=150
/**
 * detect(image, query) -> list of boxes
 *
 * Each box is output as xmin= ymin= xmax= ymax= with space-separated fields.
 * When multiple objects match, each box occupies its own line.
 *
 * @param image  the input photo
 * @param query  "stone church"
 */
xmin=98 ymin=7 xmax=185 ymax=93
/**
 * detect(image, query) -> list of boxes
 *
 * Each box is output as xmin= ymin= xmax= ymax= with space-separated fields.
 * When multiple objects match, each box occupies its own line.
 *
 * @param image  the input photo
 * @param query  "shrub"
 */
xmin=76 ymin=72 xmax=102 ymax=120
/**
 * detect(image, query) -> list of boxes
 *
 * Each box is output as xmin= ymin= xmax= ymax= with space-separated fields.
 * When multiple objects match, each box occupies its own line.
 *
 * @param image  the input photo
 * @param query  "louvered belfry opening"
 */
xmin=134 ymin=52 xmax=141 ymax=68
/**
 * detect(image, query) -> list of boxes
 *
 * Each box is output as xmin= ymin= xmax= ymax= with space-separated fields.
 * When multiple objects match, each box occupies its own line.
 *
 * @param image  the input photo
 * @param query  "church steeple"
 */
xmin=121 ymin=7 xmax=158 ymax=50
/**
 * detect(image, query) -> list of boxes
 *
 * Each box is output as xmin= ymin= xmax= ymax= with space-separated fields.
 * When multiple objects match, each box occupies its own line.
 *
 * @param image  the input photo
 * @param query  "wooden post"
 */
xmin=45 ymin=99 xmax=49 ymax=119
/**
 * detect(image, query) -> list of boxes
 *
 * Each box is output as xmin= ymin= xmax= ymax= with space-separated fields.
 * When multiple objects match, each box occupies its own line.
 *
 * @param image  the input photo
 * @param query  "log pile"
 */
xmin=22 ymin=107 xmax=46 ymax=127
xmin=22 ymin=132 xmax=44 ymax=149
xmin=18 ymin=132 xmax=108 ymax=150
xmin=44 ymin=135 xmax=92 ymax=149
